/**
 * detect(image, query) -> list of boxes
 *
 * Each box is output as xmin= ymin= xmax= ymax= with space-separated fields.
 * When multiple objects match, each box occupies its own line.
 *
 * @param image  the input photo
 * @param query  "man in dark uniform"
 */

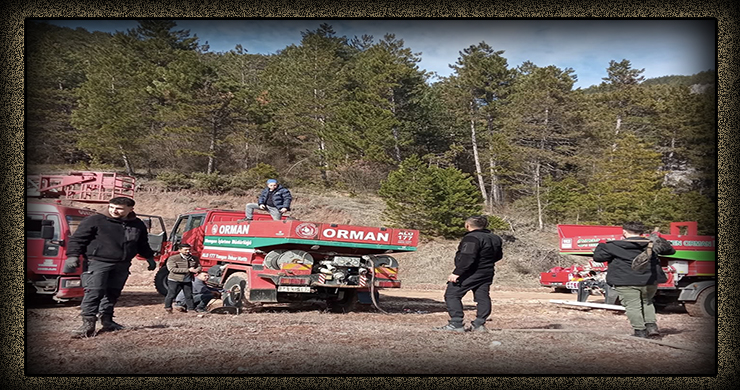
xmin=64 ymin=197 xmax=156 ymax=338
xmin=593 ymin=221 xmax=675 ymax=338
xmin=437 ymin=215 xmax=503 ymax=333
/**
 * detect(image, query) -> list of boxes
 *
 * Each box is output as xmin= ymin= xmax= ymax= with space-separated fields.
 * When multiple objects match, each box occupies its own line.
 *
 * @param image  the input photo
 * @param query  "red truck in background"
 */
xmin=539 ymin=222 xmax=716 ymax=317
xmin=25 ymin=172 xmax=166 ymax=302
xmin=153 ymin=208 xmax=419 ymax=311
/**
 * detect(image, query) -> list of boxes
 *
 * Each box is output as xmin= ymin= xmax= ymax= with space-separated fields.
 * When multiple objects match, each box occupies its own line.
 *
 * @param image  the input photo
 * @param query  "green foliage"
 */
xmin=227 ymin=163 xmax=281 ymax=195
xmin=484 ymin=214 xmax=510 ymax=231
xmin=156 ymin=172 xmax=192 ymax=191
xmin=379 ymin=155 xmax=483 ymax=238
xmin=249 ymin=163 xmax=280 ymax=181
xmin=26 ymin=22 xmax=715 ymax=235
xmin=191 ymin=171 xmax=229 ymax=194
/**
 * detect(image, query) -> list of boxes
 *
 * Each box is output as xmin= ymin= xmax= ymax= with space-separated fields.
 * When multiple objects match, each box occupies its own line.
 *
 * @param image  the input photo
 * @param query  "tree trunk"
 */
xmin=470 ymin=101 xmax=488 ymax=207
xmin=612 ymin=114 xmax=622 ymax=152
xmin=119 ymin=145 xmax=134 ymax=176
xmin=487 ymin=114 xmax=502 ymax=207
xmin=390 ymin=89 xmax=401 ymax=162
xmin=535 ymin=161 xmax=544 ymax=230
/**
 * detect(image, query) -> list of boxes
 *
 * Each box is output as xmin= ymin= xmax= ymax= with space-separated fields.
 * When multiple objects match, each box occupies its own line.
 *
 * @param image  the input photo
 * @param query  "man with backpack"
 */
xmin=593 ymin=221 xmax=676 ymax=338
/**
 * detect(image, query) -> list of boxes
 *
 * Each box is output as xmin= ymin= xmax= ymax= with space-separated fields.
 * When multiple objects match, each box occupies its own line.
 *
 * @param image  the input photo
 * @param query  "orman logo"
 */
xmin=295 ymin=223 xmax=319 ymax=239
xmin=211 ymin=224 xmax=218 ymax=235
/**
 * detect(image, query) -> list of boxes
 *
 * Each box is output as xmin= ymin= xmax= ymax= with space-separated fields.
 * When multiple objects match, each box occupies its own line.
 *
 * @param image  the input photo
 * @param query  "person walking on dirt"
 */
xmin=592 ymin=221 xmax=676 ymax=338
xmin=64 ymin=196 xmax=157 ymax=338
xmin=175 ymin=271 xmax=221 ymax=313
xmin=436 ymin=216 xmax=503 ymax=333
xmin=241 ymin=179 xmax=292 ymax=221
xmin=164 ymin=243 xmax=202 ymax=314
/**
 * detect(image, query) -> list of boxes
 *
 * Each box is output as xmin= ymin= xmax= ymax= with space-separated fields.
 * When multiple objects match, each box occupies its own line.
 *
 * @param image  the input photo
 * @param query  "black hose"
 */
xmin=367 ymin=256 xmax=388 ymax=314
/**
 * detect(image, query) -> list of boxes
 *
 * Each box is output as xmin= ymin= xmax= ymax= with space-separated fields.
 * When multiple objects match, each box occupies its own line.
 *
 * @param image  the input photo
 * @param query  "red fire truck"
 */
xmin=26 ymin=172 xmax=166 ymax=302
xmin=539 ymin=222 xmax=716 ymax=317
xmin=153 ymin=209 xmax=419 ymax=311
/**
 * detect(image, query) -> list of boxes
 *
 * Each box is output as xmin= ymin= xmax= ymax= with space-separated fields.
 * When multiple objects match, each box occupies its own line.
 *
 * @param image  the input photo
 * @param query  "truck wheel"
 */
xmin=328 ymin=290 xmax=358 ymax=313
xmin=604 ymin=285 xmax=621 ymax=306
xmin=154 ymin=266 xmax=169 ymax=296
xmin=685 ymin=286 xmax=716 ymax=317
xmin=223 ymin=271 xmax=251 ymax=308
xmin=373 ymin=255 xmax=398 ymax=267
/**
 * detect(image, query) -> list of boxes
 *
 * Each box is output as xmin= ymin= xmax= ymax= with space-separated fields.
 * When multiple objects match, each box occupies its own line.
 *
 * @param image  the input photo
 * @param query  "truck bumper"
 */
xmin=55 ymin=277 xmax=84 ymax=299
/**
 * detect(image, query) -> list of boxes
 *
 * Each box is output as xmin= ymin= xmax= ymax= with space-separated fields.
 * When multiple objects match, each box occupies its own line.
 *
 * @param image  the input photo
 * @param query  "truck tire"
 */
xmin=154 ymin=266 xmax=169 ymax=296
xmin=684 ymin=285 xmax=716 ymax=317
xmin=328 ymin=289 xmax=358 ymax=313
xmin=373 ymin=255 xmax=398 ymax=268
xmin=223 ymin=271 xmax=251 ymax=308
xmin=604 ymin=285 xmax=620 ymax=306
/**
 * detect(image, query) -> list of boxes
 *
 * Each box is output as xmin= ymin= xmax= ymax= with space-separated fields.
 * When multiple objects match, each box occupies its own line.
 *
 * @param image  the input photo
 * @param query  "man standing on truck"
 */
xmin=164 ymin=243 xmax=202 ymax=313
xmin=436 ymin=216 xmax=503 ymax=333
xmin=242 ymin=179 xmax=292 ymax=221
xmin=64 ymin=197 xmax=157 ymax=338
xmin=592 ymin=221 xmax=676 ymax=338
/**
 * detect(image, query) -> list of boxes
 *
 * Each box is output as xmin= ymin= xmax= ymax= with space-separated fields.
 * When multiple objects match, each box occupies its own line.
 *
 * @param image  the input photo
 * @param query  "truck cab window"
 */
xmin=26 ymin=214 xmax=60 ymax=239
xmin=189 ymin=215 xmax=205 ymax=230
xmin=66 ymin=216 xmax=86 ymax=235
xmin=26 ymin=215 xmax=43 ymax=238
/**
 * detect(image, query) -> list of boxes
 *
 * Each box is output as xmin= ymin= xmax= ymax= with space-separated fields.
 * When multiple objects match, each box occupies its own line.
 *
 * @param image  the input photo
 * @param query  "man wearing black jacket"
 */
xmin=437 ymin=216 xmax=503 ymax=333
xmin=64 ymin=197 xmax=156 ymax=338
xmin=593 ymin=221 xmax=676 ymax=338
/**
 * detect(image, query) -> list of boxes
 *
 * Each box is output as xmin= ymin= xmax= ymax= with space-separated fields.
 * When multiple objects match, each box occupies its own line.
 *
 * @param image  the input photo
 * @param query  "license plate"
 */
xmin=277 ymin=286 xmax=311 ymax=293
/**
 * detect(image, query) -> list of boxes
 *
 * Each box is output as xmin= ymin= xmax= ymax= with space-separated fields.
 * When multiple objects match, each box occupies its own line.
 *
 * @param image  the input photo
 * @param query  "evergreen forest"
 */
xmin=25 ymin=20 xmax=717 ymax=236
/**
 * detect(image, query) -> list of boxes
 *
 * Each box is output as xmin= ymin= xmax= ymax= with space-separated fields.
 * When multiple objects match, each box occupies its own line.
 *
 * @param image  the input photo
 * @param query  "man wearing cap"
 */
xmin=243 ymin=179 xmax=293 ymax=221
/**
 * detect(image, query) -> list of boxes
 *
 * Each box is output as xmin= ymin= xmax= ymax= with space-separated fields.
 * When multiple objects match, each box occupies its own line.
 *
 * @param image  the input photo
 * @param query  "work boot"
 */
xmin=164 ymin=308 xmax=173 ymax=314
xmin=175 ymin=305 xmax=187 ymax=313
xmin=632 ymin=329 xmax=649 ymax=338
xmin=471 ymin=322 xmax=488 ymax=333
xmin=99 ymin=314 xmax=125 ymax=332
xmin=72 ymin=315 xmax=97 ymax=338
xmin=434 ymin=323 xmax=466 ymax=333
xmin=645 ymin=323 xmax=660 ymax=337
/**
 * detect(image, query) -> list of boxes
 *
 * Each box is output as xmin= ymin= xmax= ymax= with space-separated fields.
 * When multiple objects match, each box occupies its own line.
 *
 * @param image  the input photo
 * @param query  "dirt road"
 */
xmin=25 ymin=283 xmax=717 ymax=376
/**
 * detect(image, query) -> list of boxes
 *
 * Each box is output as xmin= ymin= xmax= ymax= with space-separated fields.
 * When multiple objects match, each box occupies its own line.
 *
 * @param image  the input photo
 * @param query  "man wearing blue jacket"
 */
xmin=243 ymin=179 xmax=292 ymax=221
xmin=64 ymin=197 xmax=156 ymax=338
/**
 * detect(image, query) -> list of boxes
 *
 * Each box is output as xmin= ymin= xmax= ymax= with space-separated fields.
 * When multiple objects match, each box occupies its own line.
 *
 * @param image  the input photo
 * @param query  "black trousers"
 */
xmin=444 ymin=272 xmax=493 ymax=327
xmin=79 ymin=260 xmax=131 ymax=317
xmin=165 ymin=280 xmax=195 ymax=310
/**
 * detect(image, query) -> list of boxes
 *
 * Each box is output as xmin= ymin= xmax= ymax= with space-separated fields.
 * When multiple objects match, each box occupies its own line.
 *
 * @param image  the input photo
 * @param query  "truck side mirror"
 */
xmin=40 ymin=220 xmax=54 ymax=240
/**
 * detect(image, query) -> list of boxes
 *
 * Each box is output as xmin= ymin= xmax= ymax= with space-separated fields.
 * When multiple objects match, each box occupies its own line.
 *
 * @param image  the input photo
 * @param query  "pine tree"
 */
xmin=447 ymin=42 xmax=514 ymax=208
xmin=379 ymin=155 xmax=483 ymax=238
xmin=262 ymin=24 xmax=354 ymax=186
xmin=503 ymin=63 xmax=581 ymax=229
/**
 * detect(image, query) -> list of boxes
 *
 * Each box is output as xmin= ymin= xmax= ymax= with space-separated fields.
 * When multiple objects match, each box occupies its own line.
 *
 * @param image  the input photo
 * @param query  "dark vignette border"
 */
xmin=2 ymin=1 xmax=738 ymax=389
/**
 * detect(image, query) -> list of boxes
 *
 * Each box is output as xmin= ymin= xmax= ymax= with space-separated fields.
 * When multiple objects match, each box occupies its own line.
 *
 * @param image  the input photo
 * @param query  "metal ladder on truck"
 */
xmin=26 ymin=171 xmax=135 ymax=203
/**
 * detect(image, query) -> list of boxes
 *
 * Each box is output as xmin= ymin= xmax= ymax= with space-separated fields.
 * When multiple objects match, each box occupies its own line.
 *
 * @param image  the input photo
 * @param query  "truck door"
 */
xmin=26 ymin=213 xmax=63 ymax=277
xmin=137 ymin=214 xmax=167 ymax=261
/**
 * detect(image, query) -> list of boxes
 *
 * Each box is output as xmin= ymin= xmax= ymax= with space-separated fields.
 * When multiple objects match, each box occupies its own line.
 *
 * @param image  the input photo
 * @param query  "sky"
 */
xmin=46 ymin=19 xmax=716 ymax=89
